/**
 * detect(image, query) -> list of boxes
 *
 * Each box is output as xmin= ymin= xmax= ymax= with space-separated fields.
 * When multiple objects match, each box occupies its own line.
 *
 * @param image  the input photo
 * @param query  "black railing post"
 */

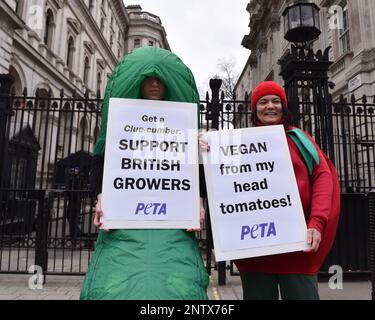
xmin=207 ymin=79 xmax=222 ymax=130
xmin=218 ymin=261 xmax=226 ymax=286
xmin=339 ymin=95 xmax=350 ymax=192
xmin=279 ymin=46 xmax=334 ymax=157
xmin=205 ymin=170 xmax=226 ymax=285
xmin=326 ymin=93 xmax=335 ymax=163
xmin=205 ymin=200 xmax=213 ymax=276
xmin=0 ymin=74 xmax=14 ymax=188
xmin=205 ymin=78 xmax=227 ymax=284
xmin=34 ymin=190 xmax=50 ymax=282
xmin=368 ymin=192 xmax=375 ymax=300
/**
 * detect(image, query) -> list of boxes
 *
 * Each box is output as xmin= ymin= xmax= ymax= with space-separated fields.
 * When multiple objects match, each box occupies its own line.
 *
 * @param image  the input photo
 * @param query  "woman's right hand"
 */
xmin=198 ymin=134 xmax=210 ymax=152
xmin=94 ymin=194 xmax=110 ymax=232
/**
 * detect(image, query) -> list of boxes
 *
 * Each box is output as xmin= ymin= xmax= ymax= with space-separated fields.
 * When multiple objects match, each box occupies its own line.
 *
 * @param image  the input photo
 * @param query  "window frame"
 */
xmin=66 ymin=36 xmax=75 ymax=70
xmin=338 ymin=2 xmax=351 ymax=55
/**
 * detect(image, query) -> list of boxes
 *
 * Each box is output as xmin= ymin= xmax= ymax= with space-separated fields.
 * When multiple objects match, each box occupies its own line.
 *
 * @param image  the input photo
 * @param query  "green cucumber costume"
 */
xmin=80 ymin=47 xmax=209 ymax=300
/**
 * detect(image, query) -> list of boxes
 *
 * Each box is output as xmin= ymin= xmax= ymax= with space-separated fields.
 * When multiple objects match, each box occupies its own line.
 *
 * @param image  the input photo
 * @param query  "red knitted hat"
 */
xmin=251 ymin=81 xmax=288 ymax=111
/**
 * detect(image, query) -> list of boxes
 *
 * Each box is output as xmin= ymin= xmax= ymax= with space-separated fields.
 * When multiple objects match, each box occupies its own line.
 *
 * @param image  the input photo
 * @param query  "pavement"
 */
xmin=0 ymin=271 xmax=372 ymax=300
xmin=207 ymin=270 xmax=373 ymax=300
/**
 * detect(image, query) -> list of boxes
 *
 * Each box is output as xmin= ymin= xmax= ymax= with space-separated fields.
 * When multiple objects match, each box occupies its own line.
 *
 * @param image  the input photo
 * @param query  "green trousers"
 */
xmin=240 ymin=272 xmax=319 ymax=300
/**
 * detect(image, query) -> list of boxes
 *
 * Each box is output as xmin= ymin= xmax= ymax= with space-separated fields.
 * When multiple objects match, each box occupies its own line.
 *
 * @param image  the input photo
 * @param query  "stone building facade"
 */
xmin=0 ymin=0 xmax=170 ymax=98
xmin=0 ymin=0 xmax=170 ymax=189
xmin=1 ymin=0 xmax=128 ymax=98
xmin=126 ymin=5 xmax=170 ymax=52
xmin=236 ymin=0 xmax=375 ymax=101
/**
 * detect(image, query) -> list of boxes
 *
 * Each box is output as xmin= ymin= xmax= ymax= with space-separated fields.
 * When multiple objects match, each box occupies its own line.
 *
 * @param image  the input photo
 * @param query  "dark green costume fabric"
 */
xmin=94 ymin=46 xmax=200 ymax=156
xmin=80 ymin=229 xmax=209 ymax=300
xmin=80 ymin=47 xmax=209 ymax=300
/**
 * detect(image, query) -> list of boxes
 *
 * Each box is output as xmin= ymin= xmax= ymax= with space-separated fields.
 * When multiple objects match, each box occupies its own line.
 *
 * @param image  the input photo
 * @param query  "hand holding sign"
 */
xmin=198 ymin=133 xmax=210 ymax=152
xmin=305 ymin=228 xmax=322 ymax=252
xmin=93 ymin=194 xmax=110 ymax=232
xmin=186 ymin=198 xmax=206 ymax=232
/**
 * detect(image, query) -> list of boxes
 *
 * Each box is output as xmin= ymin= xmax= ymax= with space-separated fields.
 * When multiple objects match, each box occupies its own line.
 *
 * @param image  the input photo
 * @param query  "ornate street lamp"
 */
xmin=279 ymin=0 xmax=335 ymax=161
xmin=283 ymin=0 xmax=321 ymax=45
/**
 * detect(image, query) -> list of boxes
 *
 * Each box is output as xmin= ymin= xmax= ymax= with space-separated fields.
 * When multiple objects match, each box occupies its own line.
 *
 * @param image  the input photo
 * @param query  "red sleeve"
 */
xmin=306 ymin=134 xmax=333 ymax=233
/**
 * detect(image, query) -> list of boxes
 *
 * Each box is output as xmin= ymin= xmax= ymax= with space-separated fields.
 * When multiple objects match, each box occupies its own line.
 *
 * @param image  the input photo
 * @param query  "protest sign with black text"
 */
xmin=202 ymin=125 xmax=309 ymax=261
xmin=101 ymin=98 xmax=199 ymax=229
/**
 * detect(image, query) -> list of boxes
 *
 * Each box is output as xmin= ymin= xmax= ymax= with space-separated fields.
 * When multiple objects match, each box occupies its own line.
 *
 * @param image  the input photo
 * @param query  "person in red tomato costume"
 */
xmin=232 ymin=81 xmax=341 ymax=300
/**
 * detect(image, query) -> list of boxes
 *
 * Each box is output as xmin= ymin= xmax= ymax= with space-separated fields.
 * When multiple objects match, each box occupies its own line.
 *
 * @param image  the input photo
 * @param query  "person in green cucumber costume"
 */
xmin=80 ymin=47 xmax=209 ymax=300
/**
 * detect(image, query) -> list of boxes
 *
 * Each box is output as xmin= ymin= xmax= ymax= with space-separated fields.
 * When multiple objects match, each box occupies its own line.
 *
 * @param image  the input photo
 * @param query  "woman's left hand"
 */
xmin=304 ymin=228 xmax=321 ymax=252
xmin=186 ymin=198 xmax=206 ymax=232
xmin=198 ymin=134 xmax=210 ymax=152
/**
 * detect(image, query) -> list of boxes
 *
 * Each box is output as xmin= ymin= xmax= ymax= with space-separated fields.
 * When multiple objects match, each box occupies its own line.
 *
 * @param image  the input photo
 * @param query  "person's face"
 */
xmin=141 ymin=77 xmax=166 ymax=100
xmin=256 ymin=95 xmax=283 ymax=125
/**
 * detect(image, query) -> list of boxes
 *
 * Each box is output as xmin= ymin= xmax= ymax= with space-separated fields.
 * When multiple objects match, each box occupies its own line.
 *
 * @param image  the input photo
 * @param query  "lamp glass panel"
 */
xmin=301 ymin=5 xmax=314 ymax=27
xmin=284 ymin=12 xmax=289 ymax=33
xmin=289 ymin=6 xmax=301 ymax=29
xmin=314 ymin=7 xmax=320 ymax=29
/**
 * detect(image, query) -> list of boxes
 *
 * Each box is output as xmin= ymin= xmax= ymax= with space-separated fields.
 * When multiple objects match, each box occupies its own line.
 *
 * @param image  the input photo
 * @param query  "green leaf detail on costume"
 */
xmin=287 ymin=128 xmax=320 ymax=176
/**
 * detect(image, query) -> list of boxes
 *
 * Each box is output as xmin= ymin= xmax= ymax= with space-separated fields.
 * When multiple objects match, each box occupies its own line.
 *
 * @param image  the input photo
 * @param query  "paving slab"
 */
xmin=0 ymin=273 xmax=372 ymax=300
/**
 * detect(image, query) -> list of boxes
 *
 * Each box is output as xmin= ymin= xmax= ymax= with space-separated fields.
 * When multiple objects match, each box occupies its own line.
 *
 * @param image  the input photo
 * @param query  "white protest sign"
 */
xmin=203 ymin=125 xmax=309 ymax=261
xmin=101 ymin=98 xmax=199 ymax=229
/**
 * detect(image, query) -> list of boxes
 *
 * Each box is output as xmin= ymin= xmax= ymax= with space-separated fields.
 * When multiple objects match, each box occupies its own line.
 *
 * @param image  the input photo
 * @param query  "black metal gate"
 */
xmin=0 ymin=75 xmax=101 ymax=275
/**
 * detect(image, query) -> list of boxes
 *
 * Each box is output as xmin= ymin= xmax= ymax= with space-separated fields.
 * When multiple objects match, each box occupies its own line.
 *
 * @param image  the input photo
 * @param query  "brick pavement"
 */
xmin=0 ymin=272 xmax=371 ymax=300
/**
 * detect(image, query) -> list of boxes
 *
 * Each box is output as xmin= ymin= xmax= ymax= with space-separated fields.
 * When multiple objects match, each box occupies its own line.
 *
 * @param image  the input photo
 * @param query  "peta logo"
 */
xmin=241 ymin=222 xmax=277 ymax=240
xmin=135 ymin=203 xmax=167 ymax=215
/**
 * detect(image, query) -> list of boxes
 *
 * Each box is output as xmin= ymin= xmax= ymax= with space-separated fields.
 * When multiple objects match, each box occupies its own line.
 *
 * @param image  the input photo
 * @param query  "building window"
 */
xmin=83 ymin=57 xmax=90 ymax=86
xmin=89 ymin=0 xmax=94 ymax=13
xmin=100 ymin=17 xmax=105 ymax=33
xmin=97 ymin=72 xmax=102 ymax=95
xmin=67 ymin=37 xmax=75 ymax=69
xmin=8 ymin=0 xmax=18 ymax=12
xmin=269 ymin=35 xmax=273 ymax=66
xmin=148 ymin=40 xmax=154 ymax=46
xmin=134 ymin=39 xmax=141 ymax=48
xmin=44 ymin=9 xmax=54 ymax=48
xmin=339 ymin=3 xmax=350 ymax=55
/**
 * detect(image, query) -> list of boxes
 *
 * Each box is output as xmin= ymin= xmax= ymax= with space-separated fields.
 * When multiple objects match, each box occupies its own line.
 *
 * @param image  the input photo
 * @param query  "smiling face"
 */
xmin=141 ymin=77 xmax=166 ymax=100
xmin=256 ymin=94 xmax=284 ymax=125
